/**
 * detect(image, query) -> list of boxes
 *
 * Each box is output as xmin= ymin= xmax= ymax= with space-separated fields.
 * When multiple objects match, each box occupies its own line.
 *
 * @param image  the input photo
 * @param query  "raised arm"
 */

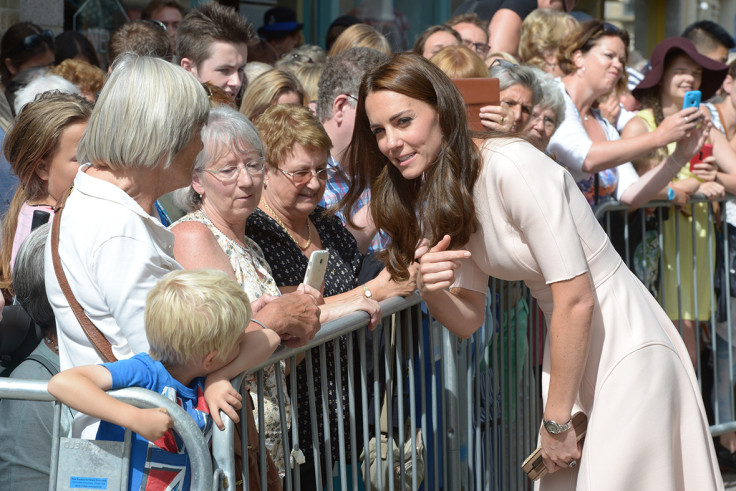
xmin=48 ymin=365 xmax=173 ymax=442
xmin=582 ymin=107 xmax=702 ymax=174
xmin=618 ymin=116 xmax=712 ymax=208
xmin=487 ymin=9 xmax=523 ymax=57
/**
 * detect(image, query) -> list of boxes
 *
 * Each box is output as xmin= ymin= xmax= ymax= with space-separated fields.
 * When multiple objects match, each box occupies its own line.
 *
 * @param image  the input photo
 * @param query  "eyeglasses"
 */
xmin=7 ymin=29 xmax=54 ymax=56
xmin=346 ymin=93 xmax=358 ymax=103
xmin=463 ymin=39 xmax=490 ymax=55
xmin=529 ymin=111 xmax=557 ymax=131
xmin=204 ymin=158 xmax=265 ymax=184
xmin=279 ymin=167 xmax=328 ymax=184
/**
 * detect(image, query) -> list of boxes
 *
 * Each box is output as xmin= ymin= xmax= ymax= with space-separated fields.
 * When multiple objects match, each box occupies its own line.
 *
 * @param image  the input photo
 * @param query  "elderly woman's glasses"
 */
xmin=205 ymin=158 xmax=265 ymax=184
xmin=7 ymin=29 xmax=54 ymax=56
xmin=279 ymin=167 xmax=328 ymax=185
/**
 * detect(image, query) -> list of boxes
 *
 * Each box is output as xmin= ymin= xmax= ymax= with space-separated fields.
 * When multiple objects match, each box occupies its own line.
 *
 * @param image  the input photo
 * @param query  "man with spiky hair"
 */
xmin=177 ymin=2 xmax=254 ymax=99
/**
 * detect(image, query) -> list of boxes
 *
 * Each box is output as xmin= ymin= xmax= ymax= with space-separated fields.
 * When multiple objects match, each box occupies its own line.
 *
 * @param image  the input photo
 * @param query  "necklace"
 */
xmin=260 ymin=199 xmax=312 ymax=250
xmin=201 ymin=210 xmax=245 ymax=249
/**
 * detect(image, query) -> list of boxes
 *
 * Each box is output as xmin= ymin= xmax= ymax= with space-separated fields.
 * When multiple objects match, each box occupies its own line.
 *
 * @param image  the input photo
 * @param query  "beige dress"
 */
xmin=454 ymin=139 xmax=722 ymax=490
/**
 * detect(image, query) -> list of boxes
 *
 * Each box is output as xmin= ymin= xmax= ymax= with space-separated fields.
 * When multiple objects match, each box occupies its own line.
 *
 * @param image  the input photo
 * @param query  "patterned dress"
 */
xmin=246 ymin=206 xmax=362 ymax=471
xmin=171 ymin=209 xmax=289 ymax=476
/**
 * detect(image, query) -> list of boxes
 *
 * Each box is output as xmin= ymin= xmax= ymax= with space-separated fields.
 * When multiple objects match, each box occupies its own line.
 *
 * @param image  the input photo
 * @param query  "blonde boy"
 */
xmin=48 ymin=269 xmax=280 ymax=491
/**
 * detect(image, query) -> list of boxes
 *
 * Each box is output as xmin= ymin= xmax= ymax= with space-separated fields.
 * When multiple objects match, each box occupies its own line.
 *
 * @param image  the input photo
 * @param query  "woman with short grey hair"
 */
xmin=43 ymin=53 xmax=210 ymax=438
xmin=480 ymin=61 xmax=541 ymax=132
xmin=523 ymin=68 xmax=566 ymax=151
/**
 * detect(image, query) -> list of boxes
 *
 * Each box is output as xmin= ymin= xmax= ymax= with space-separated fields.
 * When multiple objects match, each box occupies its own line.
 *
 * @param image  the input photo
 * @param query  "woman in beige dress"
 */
xmin=342 ymin=52 xmax=722 ymax=490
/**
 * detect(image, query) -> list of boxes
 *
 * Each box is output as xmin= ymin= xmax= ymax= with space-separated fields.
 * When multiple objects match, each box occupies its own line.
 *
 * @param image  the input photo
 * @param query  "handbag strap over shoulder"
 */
xmin=50 ymin=186 xmax=117 ymax=363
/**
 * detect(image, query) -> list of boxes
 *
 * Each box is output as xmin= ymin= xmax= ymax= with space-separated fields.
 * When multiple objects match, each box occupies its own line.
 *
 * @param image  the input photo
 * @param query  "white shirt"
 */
xmin=547 ymin=80 xmax=639 ymax=200
xmin=44 ymin=167 xmax=181 ymax=372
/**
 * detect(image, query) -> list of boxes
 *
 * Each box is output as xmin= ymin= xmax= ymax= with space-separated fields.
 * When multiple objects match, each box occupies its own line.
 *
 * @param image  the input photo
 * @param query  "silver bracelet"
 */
xmin=251 ymin=319 xmax=269 ymax=330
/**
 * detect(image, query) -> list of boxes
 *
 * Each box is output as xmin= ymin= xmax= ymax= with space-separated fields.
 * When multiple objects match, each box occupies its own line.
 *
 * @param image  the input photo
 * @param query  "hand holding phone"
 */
xmin=689 ymin=143 xmax=713 ymax=172
xmin=303 ymin=250 xmax=329 ymax=291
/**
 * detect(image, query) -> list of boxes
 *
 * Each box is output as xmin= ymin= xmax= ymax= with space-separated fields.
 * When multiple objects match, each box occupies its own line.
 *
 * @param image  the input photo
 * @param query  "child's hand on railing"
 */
xmin=204 ymin=376 xmax=243 ymax=430
xmin=132 ymin=407 xmax=174 ymax=442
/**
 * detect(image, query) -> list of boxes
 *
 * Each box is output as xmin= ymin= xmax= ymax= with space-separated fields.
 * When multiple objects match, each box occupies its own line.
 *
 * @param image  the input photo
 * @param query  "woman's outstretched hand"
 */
xmin=414 ymin=235 xmax=471 ymax=295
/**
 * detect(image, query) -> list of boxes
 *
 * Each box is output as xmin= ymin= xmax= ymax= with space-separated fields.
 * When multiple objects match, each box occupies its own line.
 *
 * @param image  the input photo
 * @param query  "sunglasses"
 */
xmin=7 ymin=29 xmax=54 ymax=56
xmin=490 ymin=58 xmax=517 ymax=69
xmin=144 ymin=19 xmax=167 ymax=31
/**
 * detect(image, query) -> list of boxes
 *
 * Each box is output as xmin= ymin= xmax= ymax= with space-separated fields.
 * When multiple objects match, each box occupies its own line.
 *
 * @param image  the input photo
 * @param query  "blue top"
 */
xmin=98 ymin=353 xmax=211 ymax=491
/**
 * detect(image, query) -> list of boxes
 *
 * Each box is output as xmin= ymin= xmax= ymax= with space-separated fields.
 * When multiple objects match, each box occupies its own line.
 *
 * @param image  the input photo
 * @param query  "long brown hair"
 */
xmin=0 ymin=91 xmax=92 ymax=296
xmin=341 ymin=53 xmax=480 ymax=281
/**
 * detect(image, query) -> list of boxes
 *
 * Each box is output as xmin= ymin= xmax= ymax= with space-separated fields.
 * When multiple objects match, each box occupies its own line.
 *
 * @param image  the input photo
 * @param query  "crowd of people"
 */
xmin=1 ymin=0 xmax=736 ymax=489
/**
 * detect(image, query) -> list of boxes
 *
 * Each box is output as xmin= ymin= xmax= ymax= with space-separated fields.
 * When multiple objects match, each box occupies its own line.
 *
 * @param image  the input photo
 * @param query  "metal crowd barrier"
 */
xmin=0 ymin=380 xmax=215 ymax=491
xmin=211 ymin=287 xmax=543 ymax=491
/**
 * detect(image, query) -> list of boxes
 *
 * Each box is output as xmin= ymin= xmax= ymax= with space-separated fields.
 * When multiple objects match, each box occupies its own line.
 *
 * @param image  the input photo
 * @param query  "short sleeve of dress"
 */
xmin=495 ymin=143 xmax=589 ymax=283
xmin=491 ymin=141 xmax=590 ymax=284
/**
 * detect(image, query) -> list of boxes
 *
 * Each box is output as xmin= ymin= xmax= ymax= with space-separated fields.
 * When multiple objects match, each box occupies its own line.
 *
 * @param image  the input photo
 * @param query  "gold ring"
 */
xmin=500 ymin=116 xmax=505 ymax=124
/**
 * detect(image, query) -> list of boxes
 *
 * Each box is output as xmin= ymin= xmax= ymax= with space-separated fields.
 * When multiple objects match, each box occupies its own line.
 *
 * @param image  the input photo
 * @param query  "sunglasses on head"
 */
xmin=144 ymin=19 xmax=167 ymax=31
xmin=490 ymin=58 xmax=517 ymax=69
xmin=7 ymin=29 xmax=54 ymax=57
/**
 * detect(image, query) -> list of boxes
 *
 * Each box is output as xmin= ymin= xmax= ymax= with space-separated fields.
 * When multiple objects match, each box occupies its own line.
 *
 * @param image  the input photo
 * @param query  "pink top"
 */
xmin=11 ymin=202 xmax=54 ymax=270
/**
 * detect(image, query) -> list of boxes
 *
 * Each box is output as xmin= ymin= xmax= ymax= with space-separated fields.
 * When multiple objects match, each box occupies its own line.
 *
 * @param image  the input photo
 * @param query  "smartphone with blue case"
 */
xmin=683 ymin=90 xmax=701 ymax=109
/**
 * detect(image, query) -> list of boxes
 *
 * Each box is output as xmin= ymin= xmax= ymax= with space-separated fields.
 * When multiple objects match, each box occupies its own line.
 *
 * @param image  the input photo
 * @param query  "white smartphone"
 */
xmin=303 ymin=249 xmax=329 ymax=290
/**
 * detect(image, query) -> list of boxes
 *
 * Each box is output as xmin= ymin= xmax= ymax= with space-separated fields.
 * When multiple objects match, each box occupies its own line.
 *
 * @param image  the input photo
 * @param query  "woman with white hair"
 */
xmin=45 ymin=54 xmax=207 ymax=386
xmin=523 ymin=68 xmax=566 ymax=151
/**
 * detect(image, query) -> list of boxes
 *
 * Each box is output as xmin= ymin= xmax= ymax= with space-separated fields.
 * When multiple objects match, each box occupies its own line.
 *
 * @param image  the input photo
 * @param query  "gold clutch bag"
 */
xmin=521 ymin=412 xmax=588 ymax=481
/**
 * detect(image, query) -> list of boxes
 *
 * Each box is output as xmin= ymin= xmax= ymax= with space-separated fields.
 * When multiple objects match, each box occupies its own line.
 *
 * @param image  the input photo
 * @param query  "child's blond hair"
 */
xmin=145 ymin=269 xmax=251 ymax=366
